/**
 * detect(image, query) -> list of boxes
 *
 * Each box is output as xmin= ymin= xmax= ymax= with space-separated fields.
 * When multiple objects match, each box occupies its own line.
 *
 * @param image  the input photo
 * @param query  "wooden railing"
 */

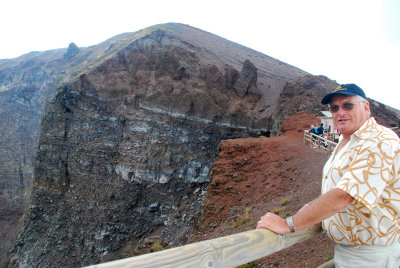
xmin=303 ymin=130 xmax=337 ymax=154
xmin=86 ymin=224 xmax=323 ymax=268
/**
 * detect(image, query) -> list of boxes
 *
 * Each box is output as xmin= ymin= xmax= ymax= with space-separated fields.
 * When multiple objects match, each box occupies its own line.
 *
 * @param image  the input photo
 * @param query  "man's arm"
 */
xmin=257 ymin=187 xmax=354 ymax=234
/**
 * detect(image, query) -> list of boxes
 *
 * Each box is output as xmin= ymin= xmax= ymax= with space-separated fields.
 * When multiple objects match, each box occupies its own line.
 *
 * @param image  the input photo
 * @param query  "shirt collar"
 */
xmin=352 ymin=117 xmax=376 ymax=139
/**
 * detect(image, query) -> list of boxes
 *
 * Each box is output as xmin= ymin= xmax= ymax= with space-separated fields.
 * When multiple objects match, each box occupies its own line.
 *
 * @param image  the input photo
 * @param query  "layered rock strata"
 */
xmin=6 ymin=23 xmax=399 ymax=267
xmin=8 ymin=84 xmax=266 ymax=266
xmin=5 ymin=23 xmax=296 ymax=267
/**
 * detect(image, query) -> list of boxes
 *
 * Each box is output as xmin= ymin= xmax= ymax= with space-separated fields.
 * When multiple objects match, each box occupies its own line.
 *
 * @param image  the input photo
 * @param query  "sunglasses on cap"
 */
xmin=329 ymin=101 xmax=365 ymax=113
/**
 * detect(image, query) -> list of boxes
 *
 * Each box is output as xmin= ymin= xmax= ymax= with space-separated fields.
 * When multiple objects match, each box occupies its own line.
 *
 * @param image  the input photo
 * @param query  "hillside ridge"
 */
xmin=2 ymin=23 xmax=311 ymax=267
xmin=1 ymin=23 xmax=399 ymax=267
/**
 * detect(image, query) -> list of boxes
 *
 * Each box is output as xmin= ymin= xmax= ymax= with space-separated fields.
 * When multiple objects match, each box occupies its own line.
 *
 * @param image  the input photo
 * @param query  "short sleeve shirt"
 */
xmin=321 ymin=117 xmax=400 ymax=246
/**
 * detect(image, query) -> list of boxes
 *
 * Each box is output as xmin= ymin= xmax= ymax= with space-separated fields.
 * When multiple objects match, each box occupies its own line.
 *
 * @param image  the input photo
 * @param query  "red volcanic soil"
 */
xmin=190 ymin=112 xmax=334 ymax=267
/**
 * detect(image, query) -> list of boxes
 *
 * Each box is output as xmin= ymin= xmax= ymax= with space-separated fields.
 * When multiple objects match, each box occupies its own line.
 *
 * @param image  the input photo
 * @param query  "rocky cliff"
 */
xmin=0 ymin=49 xmax=68 ymax=257
xmin=0 ymin=32 xmax=149 ymax=211
xmin=3 ymin=23 xmax=399 ymax=267
xmin=8 ymin=86 xmax=265 ymax=267
xmin=0 ymin=32 xmax=147 ymax=258
xmin=0 ymin=23 xmax=307 ymax=212
xmin=3 ymin=23 xmax=310 ymax=267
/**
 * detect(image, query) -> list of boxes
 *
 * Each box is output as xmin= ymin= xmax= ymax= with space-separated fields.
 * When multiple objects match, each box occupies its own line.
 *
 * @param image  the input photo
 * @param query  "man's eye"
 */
xmin=343 ymin=102 xmax=354 ymax=110
xmin=330 ymin=105 xmax=339 ymax=112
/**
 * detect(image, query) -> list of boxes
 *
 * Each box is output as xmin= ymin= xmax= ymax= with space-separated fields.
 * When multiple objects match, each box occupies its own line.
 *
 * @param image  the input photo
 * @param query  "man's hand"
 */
xmin=256 ymin=212 xmax=290 ymax=234
xmin=256 ymin=188 xmax=353 ymax=234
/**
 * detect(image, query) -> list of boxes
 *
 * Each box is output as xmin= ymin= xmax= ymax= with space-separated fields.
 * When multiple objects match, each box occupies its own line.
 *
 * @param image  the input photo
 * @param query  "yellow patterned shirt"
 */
xmin=321 ymin=117 xmax=400 ymax=245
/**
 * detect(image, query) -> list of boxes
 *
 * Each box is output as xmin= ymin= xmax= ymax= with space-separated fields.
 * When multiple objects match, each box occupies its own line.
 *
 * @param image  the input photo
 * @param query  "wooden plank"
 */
xmin=86 ymin=225 xmax=322 ymax=268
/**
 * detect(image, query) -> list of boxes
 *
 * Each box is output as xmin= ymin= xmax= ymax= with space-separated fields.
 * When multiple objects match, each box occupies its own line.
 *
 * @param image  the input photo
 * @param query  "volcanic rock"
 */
xmin=64 ymin=42 xmax=80 ymax=60
xmin=3 ymin=23 xmax=309 ymax=267
xmin=2 ymin=23 xmax=399 ymax=267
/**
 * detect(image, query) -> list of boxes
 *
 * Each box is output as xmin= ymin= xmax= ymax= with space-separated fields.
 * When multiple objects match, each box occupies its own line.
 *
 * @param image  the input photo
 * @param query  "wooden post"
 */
xmin=86 ymin=225 xmax=322 ymax=268
xmin=310 ymin=133 xmax=314 ymax=148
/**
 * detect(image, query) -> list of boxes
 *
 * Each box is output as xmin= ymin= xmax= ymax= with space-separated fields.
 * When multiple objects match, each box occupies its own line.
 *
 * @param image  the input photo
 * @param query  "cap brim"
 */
xmin=321 ymin=91 xmax=359 ymax=105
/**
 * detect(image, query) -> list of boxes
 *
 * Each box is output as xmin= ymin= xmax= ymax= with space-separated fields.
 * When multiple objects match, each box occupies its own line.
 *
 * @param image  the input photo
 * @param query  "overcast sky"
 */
xmin=1 ymin=0 xmax=399 ymax=110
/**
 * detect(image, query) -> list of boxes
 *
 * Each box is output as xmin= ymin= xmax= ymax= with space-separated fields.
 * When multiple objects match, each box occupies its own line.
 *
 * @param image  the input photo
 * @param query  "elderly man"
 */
xmin=257 ymin=84 xmax=400 ymax=267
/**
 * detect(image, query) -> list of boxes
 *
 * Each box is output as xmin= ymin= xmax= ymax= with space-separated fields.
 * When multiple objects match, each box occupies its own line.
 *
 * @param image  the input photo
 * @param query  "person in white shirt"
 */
xmin=257 ymin=84 xmax=400 ymax=267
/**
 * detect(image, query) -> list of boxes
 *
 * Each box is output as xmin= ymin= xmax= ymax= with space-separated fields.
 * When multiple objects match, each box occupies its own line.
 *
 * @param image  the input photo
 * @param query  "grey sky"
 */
xmin=1 ymin=0 xmax=399 ymax=109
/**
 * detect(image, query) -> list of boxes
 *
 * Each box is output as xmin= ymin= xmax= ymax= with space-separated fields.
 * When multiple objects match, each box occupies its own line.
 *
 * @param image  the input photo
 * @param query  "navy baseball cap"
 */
xmin=321 ymin=84 xmax=367 ymax=105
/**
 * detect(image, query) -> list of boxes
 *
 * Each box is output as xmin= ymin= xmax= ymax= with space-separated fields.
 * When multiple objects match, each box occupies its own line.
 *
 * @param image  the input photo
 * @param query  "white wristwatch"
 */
xmin=286 ymin=216 xmax=295 ymax=233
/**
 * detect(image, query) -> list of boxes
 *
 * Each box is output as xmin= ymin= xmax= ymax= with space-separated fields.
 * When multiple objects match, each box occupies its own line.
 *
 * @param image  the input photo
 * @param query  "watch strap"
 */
xmin=286 ymin=216 xmax=295 ymax=233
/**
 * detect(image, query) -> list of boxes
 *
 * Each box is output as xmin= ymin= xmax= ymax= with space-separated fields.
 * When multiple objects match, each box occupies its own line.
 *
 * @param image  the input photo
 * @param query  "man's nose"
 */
xmin=336 ymin=105 xmax=347 ymax=115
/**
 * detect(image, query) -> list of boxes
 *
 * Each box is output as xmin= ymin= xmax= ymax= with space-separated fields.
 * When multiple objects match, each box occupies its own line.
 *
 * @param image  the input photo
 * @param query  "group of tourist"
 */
xmin=309 ymin=124 xmax=325 ymax=136
xmin=309 ymin=123 xmax=340 ymax=144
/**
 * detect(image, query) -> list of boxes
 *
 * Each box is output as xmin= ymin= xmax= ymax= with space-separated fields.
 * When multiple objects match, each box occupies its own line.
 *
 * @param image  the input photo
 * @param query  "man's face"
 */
xmin=330 ymin=95 xmax=370 ymax=138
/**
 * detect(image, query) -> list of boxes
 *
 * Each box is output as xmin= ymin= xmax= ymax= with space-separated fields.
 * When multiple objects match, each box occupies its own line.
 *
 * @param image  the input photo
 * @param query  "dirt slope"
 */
xmin=190 ymin=112 xmax=334 ymax=267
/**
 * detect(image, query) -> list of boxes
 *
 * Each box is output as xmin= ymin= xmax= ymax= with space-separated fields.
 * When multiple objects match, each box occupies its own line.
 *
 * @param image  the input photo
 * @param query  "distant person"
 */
xmin=322 ymin=133 xmax=328 ymax=147
xmin=309 ymin=125 xmax=317 ymax=143
xmin=308 ymin=125 xmax=319 ymax=145
xmin=334 ymin=128 xmax=341 ymax=143
xmin=317 ymin=123 xmax=324 ymax=136
xmin=309 ymin=125 xmax=315 ymax=134
xmin=257 ymin=84 xmax=400 ymax=267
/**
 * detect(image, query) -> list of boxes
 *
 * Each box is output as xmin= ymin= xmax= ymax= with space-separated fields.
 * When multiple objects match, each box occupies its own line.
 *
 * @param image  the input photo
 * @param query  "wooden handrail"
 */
xmin=86 ymin=224 xmax=322 ymax=268
xmin=303 ymin=130 xmax=337 ymax=154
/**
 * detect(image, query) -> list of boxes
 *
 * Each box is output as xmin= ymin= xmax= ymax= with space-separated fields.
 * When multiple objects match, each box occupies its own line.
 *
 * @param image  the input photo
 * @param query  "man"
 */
xmin=257 ymin=84 xmax=400 ymax=267
xmin=317 ymin=123 xmax=324 ymax=136
xmin=309 ymin=125 xmax=315 ymax=134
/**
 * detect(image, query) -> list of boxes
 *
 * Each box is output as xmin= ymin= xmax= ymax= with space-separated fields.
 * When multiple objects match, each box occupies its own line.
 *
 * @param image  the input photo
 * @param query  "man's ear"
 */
xmin=364 ymin=101 xmax=371 ymax=116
